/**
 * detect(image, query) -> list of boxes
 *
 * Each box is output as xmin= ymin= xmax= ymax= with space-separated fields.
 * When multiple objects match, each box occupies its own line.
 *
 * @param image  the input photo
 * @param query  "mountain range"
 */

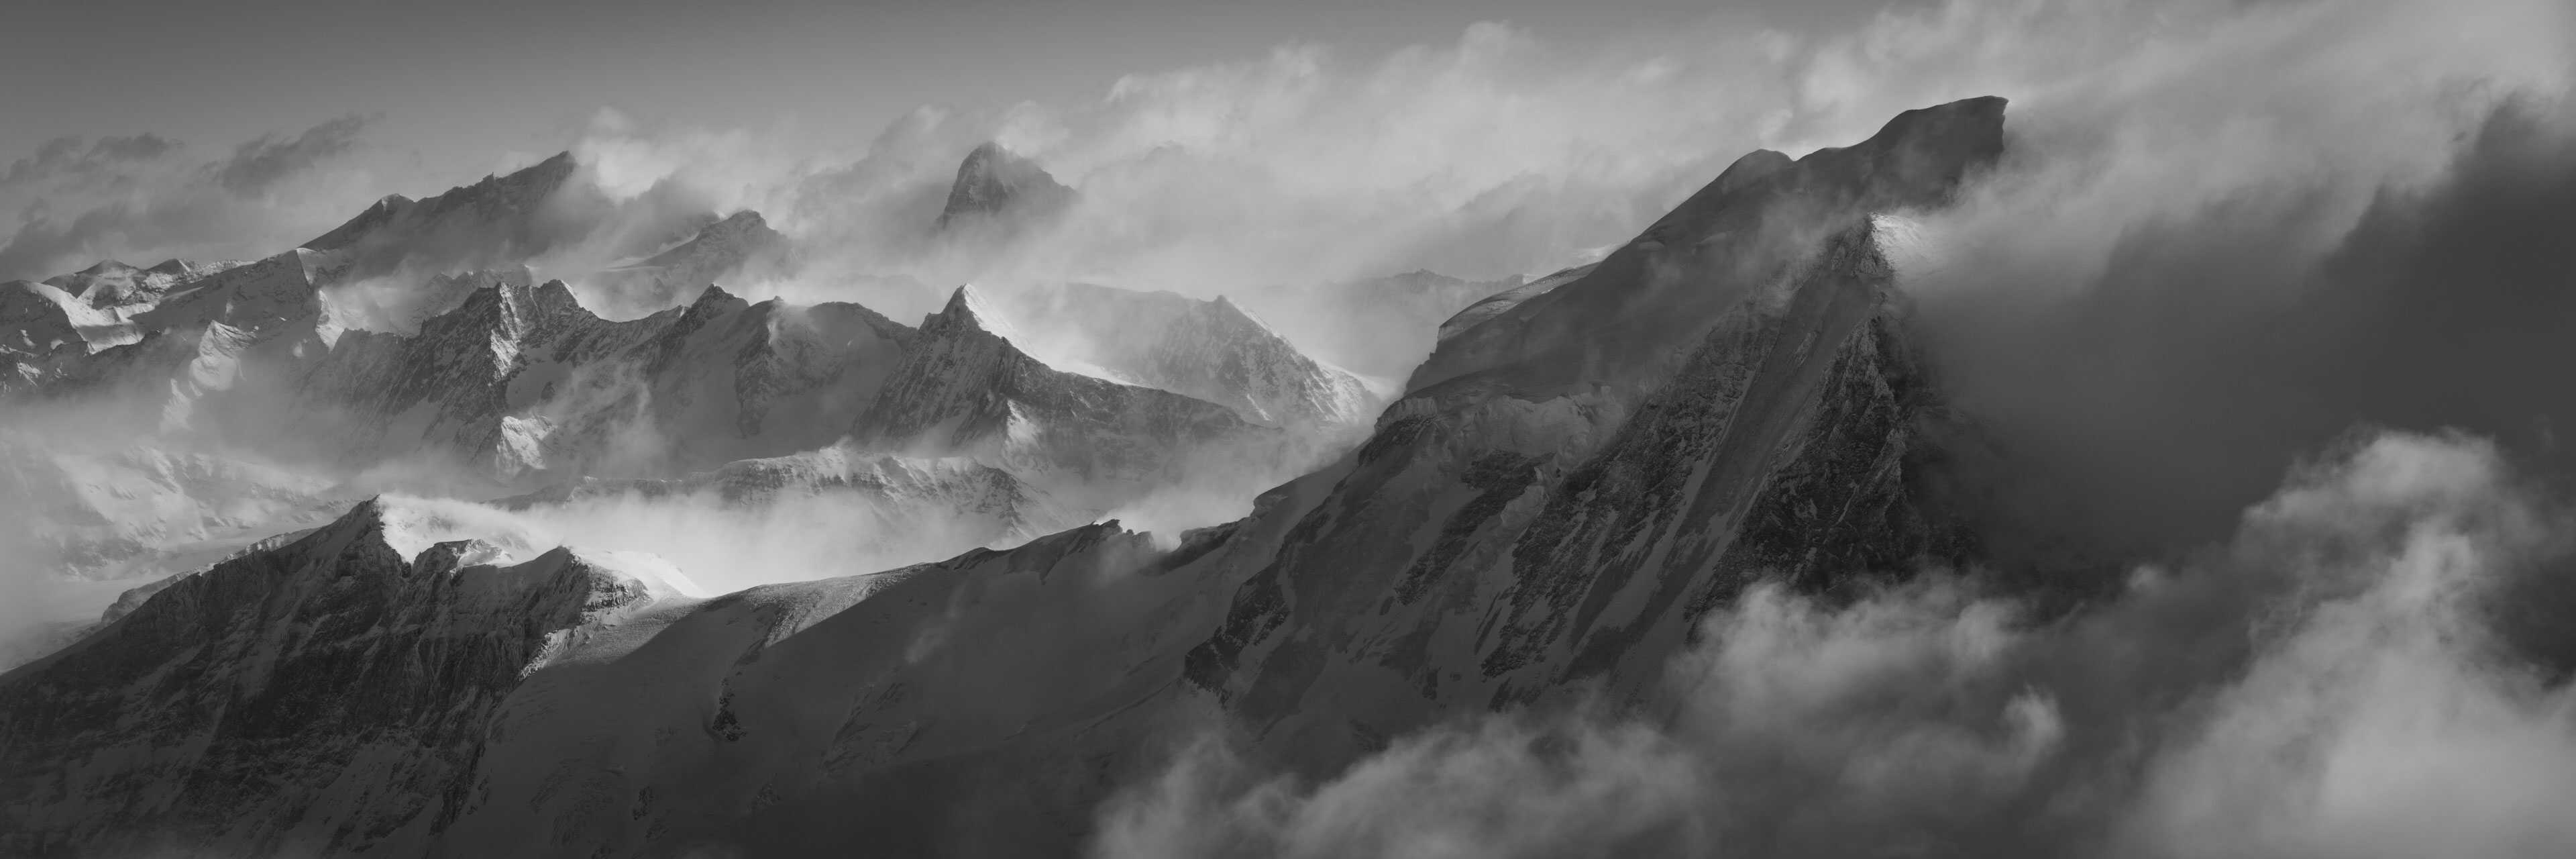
xmin=0 ymin=97 xmax=2010 ymax=857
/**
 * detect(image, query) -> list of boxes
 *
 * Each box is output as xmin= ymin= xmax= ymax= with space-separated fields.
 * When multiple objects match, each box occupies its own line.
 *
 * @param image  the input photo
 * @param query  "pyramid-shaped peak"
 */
xmin=533 ymin=279 xmax=580 ymax=305
xmin=935 ymin=283 xmax=991 ymax=323
xmin=1197 ymin=291 xmax=1257 ymax=319
xmin=938 ymin=142 xmax=1075 ymax=230
xmin=926 ymin=283 xmax=1030 ymax=342
xmin=684 ymin=283 xmax=749 ymax=315
xmin=960 ymin=140 xmax=1016 ymax=169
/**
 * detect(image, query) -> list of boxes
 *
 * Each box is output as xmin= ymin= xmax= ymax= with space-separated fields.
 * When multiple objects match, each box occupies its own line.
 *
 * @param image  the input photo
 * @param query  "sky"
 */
xmin=0 ymin=0 xmax=1965 ymax=294
xmin=3 ymin=0 xmax=2567 ymax=304
xmin=2 ymin=0 xmax=1896 ymax=186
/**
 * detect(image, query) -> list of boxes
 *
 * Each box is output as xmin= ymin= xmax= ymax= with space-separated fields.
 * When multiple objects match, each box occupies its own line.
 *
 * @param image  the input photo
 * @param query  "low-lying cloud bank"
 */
xmin=1095 ymin=431 xmax=2576 ymax=858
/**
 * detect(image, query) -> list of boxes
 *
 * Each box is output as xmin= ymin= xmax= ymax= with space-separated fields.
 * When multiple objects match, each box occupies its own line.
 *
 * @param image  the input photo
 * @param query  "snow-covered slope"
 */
xmin=997 ymin=283 xmax=1376 ymax=428
xmin=42 ymin=258 xmax=209 ymax=309
xmin=0 ymin=436 xmax=346 ymax=580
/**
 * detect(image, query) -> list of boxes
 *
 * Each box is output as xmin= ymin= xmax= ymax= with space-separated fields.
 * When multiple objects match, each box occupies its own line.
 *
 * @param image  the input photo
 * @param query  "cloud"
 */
xmin=0 ymin=115 xmax=386 ymax=280
xmin=1091 ymin=431 xmax=2576 ymax=859
xmin=0 ymin=133 xmax=180 ymax=189
xmin=213 ymin=113 xmax=375 ymax=195
xmin=559 ymin=20 xmax=1815 ymax=325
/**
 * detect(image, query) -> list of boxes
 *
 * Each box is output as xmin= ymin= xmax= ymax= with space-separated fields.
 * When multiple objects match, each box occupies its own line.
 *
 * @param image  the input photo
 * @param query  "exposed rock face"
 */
xmin=0 ymin=499 xmax=686 ymax=858
xmin=997 ymin=283 xmax=1376 ymax=427
xmin=854 ymin=285 xmax=1256 ymax=481
xmin=1185 ymin=96 xmax=2006 ymax=768
xmin=933 ymin=142 xmax=1075 ymax=232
